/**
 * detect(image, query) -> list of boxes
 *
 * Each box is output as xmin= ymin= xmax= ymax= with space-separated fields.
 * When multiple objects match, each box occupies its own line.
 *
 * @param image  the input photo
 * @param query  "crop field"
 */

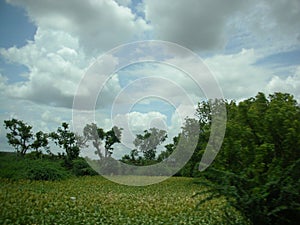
xmin=0 ymin=176 xmax=248 ymax=225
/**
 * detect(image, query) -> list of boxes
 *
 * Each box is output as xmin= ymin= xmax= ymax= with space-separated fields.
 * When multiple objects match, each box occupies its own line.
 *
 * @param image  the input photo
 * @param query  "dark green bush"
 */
xmin=25 ymin=151 xmax=43 ymax=160
xmin=71 ymin=158 xmax=98 ymax=176
xmin=26 ymin=161 xmax=70 ymax=181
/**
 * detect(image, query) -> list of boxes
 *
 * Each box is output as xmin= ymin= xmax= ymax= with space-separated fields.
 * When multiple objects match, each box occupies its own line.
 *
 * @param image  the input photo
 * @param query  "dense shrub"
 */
xmin=25 ymin=151 xmax=43 ymax=160
xmin=0 ymin=152 xmax=99 ymax=180
xmin=195 ymin=93 xmax=300 ymax=225
xmin=26 ymin=162 xmax=70 ymax=181
xmin=71 ymin=158 xmax=98 ymax=176
xmin=0 ymin=152 xmax=70 ymax=181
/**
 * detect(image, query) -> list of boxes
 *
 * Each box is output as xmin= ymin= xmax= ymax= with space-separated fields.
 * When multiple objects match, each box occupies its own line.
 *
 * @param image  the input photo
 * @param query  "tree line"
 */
xmin=192 ymin=92 xmax=300 ymax=225
xmin=3 ymin=92 xmax=300 ymax=224
xmin=3 ymin=119 xmax=171 ymax=164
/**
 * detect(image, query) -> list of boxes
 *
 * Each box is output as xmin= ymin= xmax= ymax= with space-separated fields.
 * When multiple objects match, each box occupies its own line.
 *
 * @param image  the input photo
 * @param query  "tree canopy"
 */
xmin=194 ymin=92 xmax=300 ymax=225
xmin=133 ymin=128 xmax=167 ymax=161
xmin=81 ymin=123 xmax=122 ymax=159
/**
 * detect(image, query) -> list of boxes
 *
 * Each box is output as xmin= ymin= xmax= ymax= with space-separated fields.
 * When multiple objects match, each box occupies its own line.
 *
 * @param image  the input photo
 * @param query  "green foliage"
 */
xmin=133 ymin=128 xmax=167 ymax=161
xmin=51 ymin=122 xmax=80 ymax=161
xmin=3 ymin=118 xmax=34 ymax=156
xmin=169 ymin=117 xmax=206 ymax=177
xmin=195 ymin=92 xmax=300 ymax=225
xmin=0 ymin=152 xmax=97 ymax=181
xmin=26 ymin=161 xmax=70 ymax=181
xmin=157 ymin=136 xmax=179 ymax=162
xmin=104 ymin=126 xmax=123 ymax=158
xmin=0 ymin=152 xmax=71 ymax=181
xmin=3 ymin=119 xmax=51 ymax=157
xmin=25 ymin=150 xmax=44 ymax=160
xmin=82 ymin=123 xmax=105 ymax=158
xmin=0 ymin=152 xmax=27 ymax=180
xmin=81 ymin=123 xmax=122 ymax=158
xmin=71 ymin=158 xmax=98 ymax=176
xmin=0 ymin=176 xmax=248 ymax=224
xmin=31 ymin=131 xmax=49 ymax=152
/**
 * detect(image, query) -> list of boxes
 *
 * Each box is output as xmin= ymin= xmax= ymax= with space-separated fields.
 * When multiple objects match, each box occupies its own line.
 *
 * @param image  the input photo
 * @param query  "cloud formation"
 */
xmin=1 ymin=0 xmax=300 ymax=155
xmin=7 ymin=0 xmax=150 ymax=54
xmin=143 ymin=0 xmax=300 ymax=52
xmin=266 ymin=66 xmax=300 ymax=100
xmin=144 ymin=0 xmax=248 ymax=51
xmin=1 ymin=27 xmax=86 ymax=108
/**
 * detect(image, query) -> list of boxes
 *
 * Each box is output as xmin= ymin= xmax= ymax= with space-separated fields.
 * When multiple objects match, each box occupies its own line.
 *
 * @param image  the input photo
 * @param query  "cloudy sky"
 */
xmin=0 ymin=0 xmax=300 ymax=157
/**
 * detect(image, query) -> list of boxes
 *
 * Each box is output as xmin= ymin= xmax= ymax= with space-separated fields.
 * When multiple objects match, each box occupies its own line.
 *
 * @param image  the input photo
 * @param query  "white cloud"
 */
xmin=7 ymin=0 xmax=150 ymax=54
xmin=204 ymin=49 xmax=273 ymax=100
xmin=0 ymin=0 xmax=151 ymax=108
xmin=116 ymin=62 xmax=204 ymax=108
xmin=226 ymin=0 xmax=300 ymax=54
xmin=0 ymin=28 xmax=124 ymax=108
xmin=266 ymin=66 xmax=300 ymax=101
xmin=175 ymin=104 xmax=197 ymax=120
xmin=112 ymin=111 xmax=168 ymax=149
xmin=0 ymin=27 xmax=86 ymax=107
xmin=203 ymin=49 xmax=300 ymax=102
xmin=2 ymin=0 xmax=298 ymax=110
xmin=41 ymin=111 xmax=63 ymax=125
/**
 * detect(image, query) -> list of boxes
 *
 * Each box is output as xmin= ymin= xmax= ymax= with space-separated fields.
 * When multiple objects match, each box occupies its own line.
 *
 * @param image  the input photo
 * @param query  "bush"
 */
xmin=25 ymin=151 xmax=43 ymax=160
xmin=71 ymin=158 xmax=98 ymax=176
xmin=26 ymin=161 xmax=70 ymax=181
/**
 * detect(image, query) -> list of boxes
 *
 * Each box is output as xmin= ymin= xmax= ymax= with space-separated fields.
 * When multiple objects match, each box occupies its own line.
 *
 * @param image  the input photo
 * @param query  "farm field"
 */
xmin=0 ymin=176 xmax=248 ymax=225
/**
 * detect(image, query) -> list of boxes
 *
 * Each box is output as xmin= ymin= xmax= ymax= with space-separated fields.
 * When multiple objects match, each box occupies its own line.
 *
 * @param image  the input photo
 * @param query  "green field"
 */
xmin=0 ymin=176 xmax=248 ymax=224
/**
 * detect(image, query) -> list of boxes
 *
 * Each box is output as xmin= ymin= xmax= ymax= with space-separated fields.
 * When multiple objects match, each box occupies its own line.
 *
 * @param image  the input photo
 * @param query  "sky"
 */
xmin=0 ymin=0 xmax=300 ymax=158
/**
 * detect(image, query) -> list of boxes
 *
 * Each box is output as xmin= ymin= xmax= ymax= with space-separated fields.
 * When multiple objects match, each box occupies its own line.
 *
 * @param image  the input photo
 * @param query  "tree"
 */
xmin=175 ymin=118 xmax=203 ymax=177
xmin=157 ymin=136 xmax=179 ymax=162
xmin=31 ymin=131 xmax=49 ymax=153
xmin=82 ymin=123 xmax=105 ymax=158
xmin=3 ymin=118 xmax=34 ymax=156
xmin=195 ymin=92 xmax=300 ymax=225
xmin=133 ymin=128 xmax=167 ymax=161
xmin=104 ymin=126 xmax=122 ymax=158
xmin=81 ymin=123 xmax=122 ymax=159
xmin=121 ymin=149 xmax=144 ymax=166
xmin=51 ymin=122 xmax=80 ymax=161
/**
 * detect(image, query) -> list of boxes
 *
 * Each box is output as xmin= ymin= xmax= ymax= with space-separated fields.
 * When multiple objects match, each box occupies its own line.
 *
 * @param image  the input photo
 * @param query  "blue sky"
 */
xmin=0 ymin=0 xmax=35 ymax=83
xmin=0 ymin=0 xmax=300 ymax=157
xmin=0 ymin=1 xmax=35 ymax=48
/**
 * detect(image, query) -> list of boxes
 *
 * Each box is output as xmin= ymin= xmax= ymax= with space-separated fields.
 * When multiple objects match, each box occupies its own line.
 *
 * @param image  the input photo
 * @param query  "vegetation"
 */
xmin=1 ymin=91 xmax=299 ymax=224
xmin=134 ymin=128 xmax=167 ymax=161
xmin=0 ymin=176 xmax=248 ymax=225
xmin=81 ymin=123 xmax=122 ymax=158
xmin=50 ymin=122 xmax=81 ymax=161
xmin=193 ymin=92 xmax=300 ymax=225
xmin=0 ymin=152 xmax=96 ymax=181
xmin=4 ymin=119 xmax=44 ymax=156
xmin=121 ymin=127 xmax=167 ymax=165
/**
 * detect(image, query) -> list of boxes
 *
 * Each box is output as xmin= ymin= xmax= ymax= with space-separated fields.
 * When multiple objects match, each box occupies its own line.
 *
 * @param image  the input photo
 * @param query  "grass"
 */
xmin=0 ymin=152 xmax=249 ymax=224
xmin=0 ymin=176 xmax=249 ymax=224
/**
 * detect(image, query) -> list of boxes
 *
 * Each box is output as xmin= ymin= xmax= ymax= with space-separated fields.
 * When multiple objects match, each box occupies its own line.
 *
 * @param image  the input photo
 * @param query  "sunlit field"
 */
xmin=0 ymin=176 xmax=248 ymax=225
